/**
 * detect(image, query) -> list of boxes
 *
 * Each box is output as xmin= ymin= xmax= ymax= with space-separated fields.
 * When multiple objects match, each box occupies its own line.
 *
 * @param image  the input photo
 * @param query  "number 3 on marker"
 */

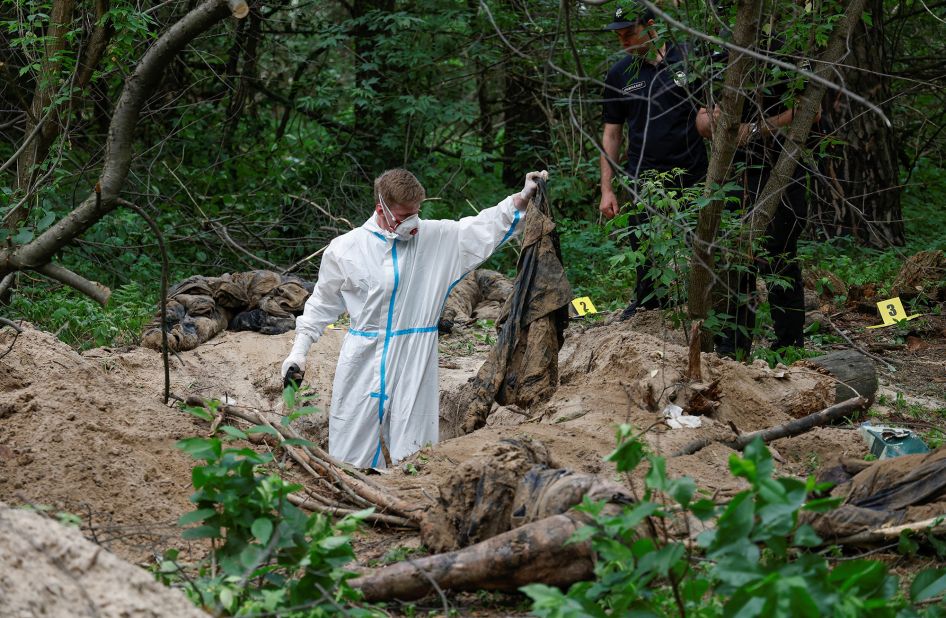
xmin=877 ymin=297 xmax=907 ymax=325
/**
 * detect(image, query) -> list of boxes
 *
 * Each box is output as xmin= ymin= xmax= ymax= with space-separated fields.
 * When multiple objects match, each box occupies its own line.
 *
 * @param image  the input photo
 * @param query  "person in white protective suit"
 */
xmin=281 ymin=168 xmax=548 ymax=469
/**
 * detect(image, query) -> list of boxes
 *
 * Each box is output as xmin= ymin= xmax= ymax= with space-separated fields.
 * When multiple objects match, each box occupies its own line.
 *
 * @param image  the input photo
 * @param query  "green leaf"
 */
xmin=12 ymin=228 xmax=33 ymax=244
xmin=912 ymin=568 xmax=946 ymax=602
xmin=645 ymin=456 xmax=667 ymax=492
xmin=181 ymin=524 xmax=220 ymax=540
xmin=281 ymin=438 xmax=315 ymax=448
xmin=176 ymin=437 xmax=221 ymax=461
xmin=607 ymin=427 xmax=645 ymax=472
xmin=318 ymin=535 xmax=352 ymax=551
xmin=792 ymin=524 xmax=822 ymax=547
xmin=219 ymin=425 xmax=248 ymax=440
xmin=246 ymin=425 xmax=279 ymax=436
xmin=667 ymin=477 xmax=696 ymax=507
xmin=178 ymin=508 xmax=216 ymax=526
xmin=181 ymin=405 xmax=213 ymax=422
xmin=252 ymin=517 xmax=273 ymax=545
xmin=219 ymin=587 xmax=234 ymax=611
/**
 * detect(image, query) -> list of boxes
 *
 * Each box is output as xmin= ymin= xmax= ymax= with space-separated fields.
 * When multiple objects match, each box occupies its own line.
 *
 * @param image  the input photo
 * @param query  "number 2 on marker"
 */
xmin=571 ymin=296 xmax=597 ymax=316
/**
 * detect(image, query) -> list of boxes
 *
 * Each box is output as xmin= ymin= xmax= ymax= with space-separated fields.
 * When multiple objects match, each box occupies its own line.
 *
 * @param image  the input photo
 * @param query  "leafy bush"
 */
xmin=524 ymin=426 xmax=946 ymax=617
xmin=7 ymin=281 xmax=155 ymax=350
xmin=157 ymin=403 xmax=380 ymax=617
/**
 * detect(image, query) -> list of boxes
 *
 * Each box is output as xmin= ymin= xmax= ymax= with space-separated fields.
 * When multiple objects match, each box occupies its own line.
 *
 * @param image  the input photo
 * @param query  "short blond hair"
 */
xmin=374 ymin=168 xmax=426 ymax=207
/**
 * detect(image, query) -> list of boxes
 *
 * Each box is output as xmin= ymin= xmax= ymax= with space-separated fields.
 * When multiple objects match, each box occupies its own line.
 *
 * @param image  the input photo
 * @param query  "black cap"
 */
xmin=604 ymin=0 xmax=655 ymax=30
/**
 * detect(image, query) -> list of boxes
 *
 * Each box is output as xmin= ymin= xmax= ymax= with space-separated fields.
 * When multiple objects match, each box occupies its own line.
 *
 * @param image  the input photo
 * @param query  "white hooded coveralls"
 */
xmin=292 ymin=195 xmax=523 ymax=468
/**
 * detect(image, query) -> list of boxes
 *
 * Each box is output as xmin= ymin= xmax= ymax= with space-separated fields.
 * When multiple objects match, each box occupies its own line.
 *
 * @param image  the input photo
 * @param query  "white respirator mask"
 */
xmin=378 ymin=192 xmax=419 ymax=241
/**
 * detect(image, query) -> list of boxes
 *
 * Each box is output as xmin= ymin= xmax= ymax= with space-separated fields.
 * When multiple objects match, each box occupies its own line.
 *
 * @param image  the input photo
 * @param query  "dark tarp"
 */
xmin=141 ymin=270 xmax=312 ymax=352
xmin=445 ymin=180 xmax=572 ymax=435
xmin=803 ymin=446 xmax=946 ymax=539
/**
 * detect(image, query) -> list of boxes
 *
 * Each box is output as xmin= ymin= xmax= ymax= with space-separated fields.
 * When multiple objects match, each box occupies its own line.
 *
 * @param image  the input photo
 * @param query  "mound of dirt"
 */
xmin=396 ymin=321 xmax=866 ymax=504
xmin=0 ymin=323 xmax=343 ymax=562
xmin=1 ymin=316 xmax=871 ymax=569
xmin=0 ymin=502 xmax=206 ymax=617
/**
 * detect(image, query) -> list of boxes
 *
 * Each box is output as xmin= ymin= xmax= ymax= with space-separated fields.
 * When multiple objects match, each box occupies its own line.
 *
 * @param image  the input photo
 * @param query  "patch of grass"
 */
xmin=7 ymin=280 xmax=155 ymax=350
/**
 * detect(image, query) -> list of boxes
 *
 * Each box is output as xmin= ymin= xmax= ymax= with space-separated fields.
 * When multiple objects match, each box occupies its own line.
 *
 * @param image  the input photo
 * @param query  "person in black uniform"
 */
xmin=695 ymin=51 xmax=818 ymax=359
xmin=599 ymin=0 xmax=708 ymax=320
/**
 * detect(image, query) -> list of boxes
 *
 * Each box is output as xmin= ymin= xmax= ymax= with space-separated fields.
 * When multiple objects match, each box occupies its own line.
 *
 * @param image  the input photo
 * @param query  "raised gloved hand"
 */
xmin=519 ymin=170 xmax=549 ymax=202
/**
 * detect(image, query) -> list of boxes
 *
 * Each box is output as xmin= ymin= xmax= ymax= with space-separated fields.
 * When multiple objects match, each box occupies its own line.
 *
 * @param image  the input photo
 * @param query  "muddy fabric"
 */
xmin=214 ymin=271 xmax=282 ymax=309
xmin=421 ymin=437 xmax=554 ymax=552
xmin=230 ymin=308 xmax=297 ymax=335
xmin=804 ymin=447 xmax=946 ymax=539
xmin=259 ymin=279 xmax=313 ymax=318
xmin=439 ymin=270 xmax=514 ymax=333
xmin=451 ymin=181 xmax=572 ymax=434
xmin=510 ymin=468 xmax=631 ymax=529
xmin=141 ymin=270 xmax=312 ymax=352
xmin=420 ymin=437 xmax=632 ymax=552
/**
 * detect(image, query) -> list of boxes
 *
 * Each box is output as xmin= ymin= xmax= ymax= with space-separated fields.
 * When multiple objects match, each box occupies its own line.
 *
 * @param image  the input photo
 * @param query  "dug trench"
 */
xmin=0 ymin=313 xmax=882 ymax=607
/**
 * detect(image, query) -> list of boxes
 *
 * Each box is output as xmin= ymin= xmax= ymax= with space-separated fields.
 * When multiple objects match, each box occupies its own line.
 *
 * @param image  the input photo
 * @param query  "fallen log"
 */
xmin=673 ymin=396 xmax=868 ymax=457
xmin=351 ymin=513 xmax=595 ymax=602
xmin=805 ymin=349 xmax=878 ymax=404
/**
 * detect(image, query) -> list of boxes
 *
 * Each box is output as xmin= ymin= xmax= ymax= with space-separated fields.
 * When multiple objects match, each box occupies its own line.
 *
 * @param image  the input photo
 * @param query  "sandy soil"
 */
xmin=0 ymin=501 xmax=207 ymax=617
xmin=3 ymin=304 xmax=940 ymax=614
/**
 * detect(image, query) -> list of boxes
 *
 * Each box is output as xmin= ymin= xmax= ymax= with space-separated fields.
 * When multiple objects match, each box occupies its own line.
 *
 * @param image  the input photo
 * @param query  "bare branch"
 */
xmin=0 ymin=0 xmax=237 ymax=279
xmin=0 ymin=317 xmax=23 ymax=333
xmin=34 ymin=263 xmax=111 ymax=306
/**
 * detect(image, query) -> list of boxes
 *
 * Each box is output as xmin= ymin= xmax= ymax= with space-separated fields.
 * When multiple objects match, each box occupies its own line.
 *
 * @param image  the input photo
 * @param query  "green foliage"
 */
xmin=158 ymin=425 xmax=380 ymax=616
xmin=7 ymin=281 xmax=154 ymax=350
xmin=524 ymin=429 xmax=946 ymax=617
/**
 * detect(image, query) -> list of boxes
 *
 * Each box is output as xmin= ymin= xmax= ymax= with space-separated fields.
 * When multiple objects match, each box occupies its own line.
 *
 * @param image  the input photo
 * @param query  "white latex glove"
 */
xmin=281 ymin=333 xmax=313 ymax=379
xmin=519 ymin=170 xmax=549 ymax=201
xmin=281 ymin=352 xmax=306 ymax=379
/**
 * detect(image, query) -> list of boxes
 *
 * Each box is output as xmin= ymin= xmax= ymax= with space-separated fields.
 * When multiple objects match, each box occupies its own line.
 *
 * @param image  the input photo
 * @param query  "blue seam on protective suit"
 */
xmin=497 ymin=209 xmax=522 ymax=247
xmin=349 ymin=326 xmax=436 ymax=338
xmin=369 ymin=230 xmax=386 ymax=242
xmin=437 ymin=208 xmax=522 ymax=318
xmin=392 ymin=326 xmax=438 ymax=336
xmin=369 ymin=392 xmax=389 ymax=400
xmin=372 ymin=240 xmax=400 ymax=468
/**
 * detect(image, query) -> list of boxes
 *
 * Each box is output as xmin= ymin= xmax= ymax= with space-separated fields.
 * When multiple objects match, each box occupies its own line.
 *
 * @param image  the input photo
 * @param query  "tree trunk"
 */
xmin=686 ymin=0 xmax=762 ymax=350
xmin=744 ymin=0 xmax=871 ymax=241
xmin=351 ymin=513 xmax=594 ymax=602
xmin=351 ymin=0 xmax=399 ymax=170
xmin=11 ymin=0 xmax=76 ymax=229
xmin=500 ymin=0 xmax=552 ymax=186
xmin=810 ymin=0 xmax=903 ymax=247
xmin=0 ymin=0 xmax=241 ymax=288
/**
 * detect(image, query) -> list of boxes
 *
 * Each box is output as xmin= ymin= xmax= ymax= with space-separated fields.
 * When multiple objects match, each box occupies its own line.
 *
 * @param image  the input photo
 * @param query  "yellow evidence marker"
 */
xmin=866 ymin=296 xmax=922 ymax=329
xmin=571 ymin=296 xmax=598 ymax=316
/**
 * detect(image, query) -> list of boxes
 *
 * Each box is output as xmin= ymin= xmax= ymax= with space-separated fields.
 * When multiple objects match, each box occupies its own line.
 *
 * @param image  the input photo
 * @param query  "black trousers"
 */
xmin=715 ymin=167 xmax=808 ymax=358
xmin=621 ymin=169 xmax=704 ymax=309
